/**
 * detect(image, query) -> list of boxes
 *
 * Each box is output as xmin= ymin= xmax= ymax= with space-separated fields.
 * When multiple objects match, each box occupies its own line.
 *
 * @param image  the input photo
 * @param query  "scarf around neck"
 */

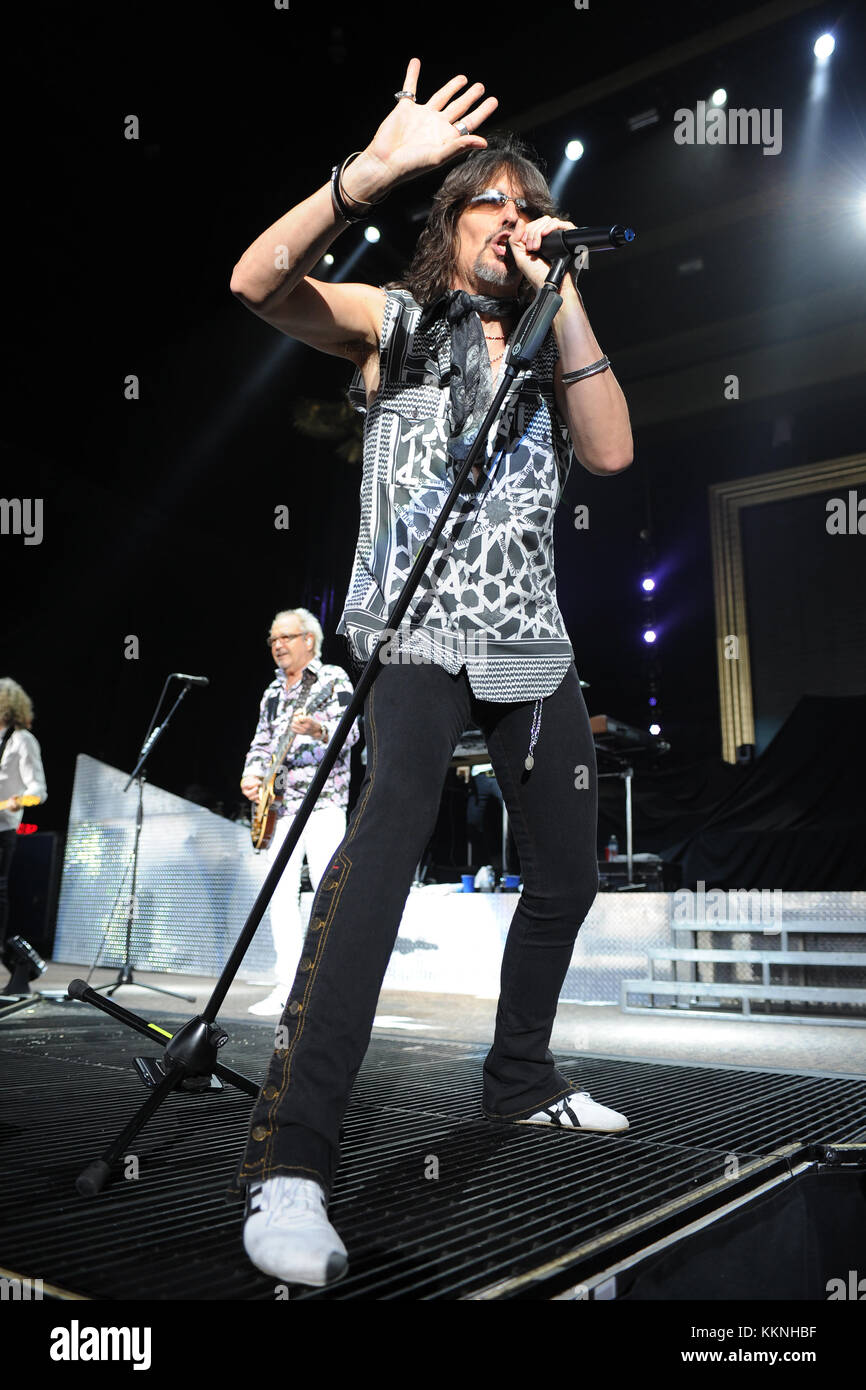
xmin=420 ymin=291 xmax=521 ymax=457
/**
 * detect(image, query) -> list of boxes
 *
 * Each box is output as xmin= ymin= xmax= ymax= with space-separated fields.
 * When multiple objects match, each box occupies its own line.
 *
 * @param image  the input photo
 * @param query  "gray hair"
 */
xmin=269 ymin=607 xmax=323 ymax=658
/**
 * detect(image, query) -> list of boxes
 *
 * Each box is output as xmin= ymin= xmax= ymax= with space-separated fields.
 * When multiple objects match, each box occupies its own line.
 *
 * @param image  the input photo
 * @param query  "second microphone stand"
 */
xmin=84 ymin=679 xmax=199 ymax=1002
xmin=67 ymin=254 xmax=577 ymax=1196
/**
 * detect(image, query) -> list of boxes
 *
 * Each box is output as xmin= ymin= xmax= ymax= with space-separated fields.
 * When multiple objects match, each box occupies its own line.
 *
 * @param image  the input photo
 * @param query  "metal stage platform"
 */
xmin=1 ymin=1003 xmax=865 ymax=1301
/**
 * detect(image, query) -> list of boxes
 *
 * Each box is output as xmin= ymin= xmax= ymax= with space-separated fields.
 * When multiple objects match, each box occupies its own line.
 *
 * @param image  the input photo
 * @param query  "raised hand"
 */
xmin=343 ymin=58 xmax=499 ymax=199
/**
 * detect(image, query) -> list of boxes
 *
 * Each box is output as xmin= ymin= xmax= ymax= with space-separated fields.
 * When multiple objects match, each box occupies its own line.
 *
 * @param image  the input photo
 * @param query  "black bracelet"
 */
xmin=561 ymin=356 xmax=610 ymax=384
xmin=330 ymin=152 xmax=375 ymax=224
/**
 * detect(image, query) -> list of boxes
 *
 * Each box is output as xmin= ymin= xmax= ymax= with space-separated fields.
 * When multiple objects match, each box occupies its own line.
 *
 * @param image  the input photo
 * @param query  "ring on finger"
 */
xmin=454 ymin=120 xmax=470 ymax=136
xmin=394 ymin=89 xmax=416 ymax=101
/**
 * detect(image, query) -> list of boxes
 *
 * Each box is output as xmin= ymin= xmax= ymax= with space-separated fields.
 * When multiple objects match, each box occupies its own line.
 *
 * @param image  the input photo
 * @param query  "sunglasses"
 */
xmin=466 ymin=189 xmax=543 ymax=220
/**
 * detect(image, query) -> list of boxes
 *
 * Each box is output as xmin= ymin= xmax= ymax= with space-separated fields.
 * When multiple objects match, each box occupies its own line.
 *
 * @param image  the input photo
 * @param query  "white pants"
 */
xmin=264 ymin=804 xmax=347 ymax=988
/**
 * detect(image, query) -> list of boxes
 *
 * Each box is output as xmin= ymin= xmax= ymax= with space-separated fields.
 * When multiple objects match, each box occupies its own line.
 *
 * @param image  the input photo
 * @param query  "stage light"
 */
xmin=814 ymin=33 xmax=835 ymax=61
xmin=322 ymin=253 xmax=335 ymax=266
xmin=364 ymin=225 xmax=381 ymax=243
xmin=711 ymin=88 xmax=727 ymax=107
xmin=807 ymin=30 xmax=835 ymax=105
xmin=643 ymin=629 xmax=657 ymax=644
xmin=550 ymin=139 xmax=586 ymax=201
xmin=648 ymin=697 xmax=658 ymax=707
xmin=641 ymin=576 xmax=656 ymax=592
xmin=649 ymin=722 xmax=661 ymax=736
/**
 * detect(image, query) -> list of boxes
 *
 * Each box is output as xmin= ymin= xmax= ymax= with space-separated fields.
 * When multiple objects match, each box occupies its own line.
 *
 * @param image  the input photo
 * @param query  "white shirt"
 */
xmin=0 ymin=727 xmax=47 ymax=831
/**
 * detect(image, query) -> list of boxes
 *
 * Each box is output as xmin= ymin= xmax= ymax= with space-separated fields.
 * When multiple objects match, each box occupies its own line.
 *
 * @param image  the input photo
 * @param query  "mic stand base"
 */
xmin=93 ymin=964 xmax=196 ymax=1004
xmin=66 ymin=978 xmax=258 ymax=1195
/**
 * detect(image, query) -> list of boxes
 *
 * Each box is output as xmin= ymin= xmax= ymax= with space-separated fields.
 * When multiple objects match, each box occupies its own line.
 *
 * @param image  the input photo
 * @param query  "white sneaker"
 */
xmin=247 ymin=989 xmax=287 ymax=1017
xmin=243 ymin=1177 xmax=348 ymax=1286
xmin=518 ymin=1090 xmax=629 ymax=1134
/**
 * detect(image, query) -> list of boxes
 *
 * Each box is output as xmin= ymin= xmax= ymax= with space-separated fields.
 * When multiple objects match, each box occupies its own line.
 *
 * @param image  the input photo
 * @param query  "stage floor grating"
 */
xmin=2 ymin=1003 xmax=866 ymax=1300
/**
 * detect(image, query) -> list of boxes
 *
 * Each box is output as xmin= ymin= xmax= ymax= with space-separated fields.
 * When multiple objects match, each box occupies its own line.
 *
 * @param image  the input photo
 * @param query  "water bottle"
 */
xmin=605 ymin=834 xmax=619 ymax=862
xmin=474 ymin=865 xmax=496 ymax=892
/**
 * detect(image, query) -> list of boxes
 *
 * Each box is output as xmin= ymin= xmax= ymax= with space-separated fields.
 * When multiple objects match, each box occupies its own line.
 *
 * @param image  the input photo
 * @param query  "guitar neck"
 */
xmin=0 ymin=794 xmax=41 ymax=812
xmin=250 ymin=675 xmax=330 ymax=850
xmin=264 ymin=676 xmax=324 ymax=788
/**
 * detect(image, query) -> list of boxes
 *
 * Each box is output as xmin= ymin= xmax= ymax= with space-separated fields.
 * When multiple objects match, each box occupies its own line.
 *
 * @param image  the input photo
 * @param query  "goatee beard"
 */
xmin=470 ymin=247 xmax=517 ymax=291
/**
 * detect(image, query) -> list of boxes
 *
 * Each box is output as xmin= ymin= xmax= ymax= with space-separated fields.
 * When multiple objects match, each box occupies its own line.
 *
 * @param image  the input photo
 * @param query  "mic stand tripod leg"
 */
xmin=69 ymin=976 xmax=259 ymax=1194
xmin=98 ymin=969 xmax=196 ymax=1004
xmin=76 ymin=1060 xmax=182 ymax=1196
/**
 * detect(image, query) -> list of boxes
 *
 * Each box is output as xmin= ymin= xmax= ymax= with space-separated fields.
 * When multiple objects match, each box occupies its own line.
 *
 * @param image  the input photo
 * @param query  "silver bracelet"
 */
xmin=561 ymin=356 xmax=610 ymax=384
xmin=330 ymin=152 xmax=376 ymax=224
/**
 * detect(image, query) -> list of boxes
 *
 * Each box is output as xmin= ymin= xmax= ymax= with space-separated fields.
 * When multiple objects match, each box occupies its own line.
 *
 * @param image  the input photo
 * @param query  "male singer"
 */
xmin=230 ymin=59 xmax=632 ymax=1286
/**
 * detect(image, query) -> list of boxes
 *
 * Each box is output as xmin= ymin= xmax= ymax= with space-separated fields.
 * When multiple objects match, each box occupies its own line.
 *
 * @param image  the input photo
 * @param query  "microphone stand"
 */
xmin=85 ymin=677 xmax=200 ymax=1002
xmin=66 ymin=253 xmax=578 ymax=1196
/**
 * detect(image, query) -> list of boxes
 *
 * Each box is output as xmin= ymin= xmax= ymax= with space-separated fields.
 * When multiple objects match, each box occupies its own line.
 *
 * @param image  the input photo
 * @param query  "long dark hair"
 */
xmin=388 ymin=133 xmax=560 ymax=306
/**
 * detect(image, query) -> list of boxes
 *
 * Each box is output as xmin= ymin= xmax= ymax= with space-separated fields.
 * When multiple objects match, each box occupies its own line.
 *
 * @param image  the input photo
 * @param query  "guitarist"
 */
xmin=240 ymin=609 xmax=359 ymax=1016
xmin=0 ymin=677 xmax=48 ymax=953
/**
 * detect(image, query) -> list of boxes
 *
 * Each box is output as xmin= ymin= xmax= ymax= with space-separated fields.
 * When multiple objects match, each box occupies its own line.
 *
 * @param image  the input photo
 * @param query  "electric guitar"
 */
xmin=250 ymin=678 xmax=333 ymax=851
xmin=0 ymin=794 xmax=41 ymax=812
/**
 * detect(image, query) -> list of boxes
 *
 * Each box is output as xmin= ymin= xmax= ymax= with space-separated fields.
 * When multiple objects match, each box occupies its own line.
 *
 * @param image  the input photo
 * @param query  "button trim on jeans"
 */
xmin=251 ymin=1125 xmax=269 ymax=1141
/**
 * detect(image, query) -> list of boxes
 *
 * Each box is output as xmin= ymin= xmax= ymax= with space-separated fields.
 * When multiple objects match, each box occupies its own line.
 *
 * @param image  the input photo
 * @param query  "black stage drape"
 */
xmin=597 ymin=694 xmax=866 ymax=890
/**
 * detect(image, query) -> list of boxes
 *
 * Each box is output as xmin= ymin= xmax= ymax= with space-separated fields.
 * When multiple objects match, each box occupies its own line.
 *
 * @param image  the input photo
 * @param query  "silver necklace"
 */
xmin=525 ymin=698 xmax=543 ymax=770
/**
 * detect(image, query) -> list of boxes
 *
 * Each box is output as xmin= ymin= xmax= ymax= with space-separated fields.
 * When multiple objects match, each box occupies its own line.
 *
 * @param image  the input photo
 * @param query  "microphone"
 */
xmin=171 ymin=673 xmax=210 ymax=687
xmin=537 ymin=225 xmax=636 ymax=260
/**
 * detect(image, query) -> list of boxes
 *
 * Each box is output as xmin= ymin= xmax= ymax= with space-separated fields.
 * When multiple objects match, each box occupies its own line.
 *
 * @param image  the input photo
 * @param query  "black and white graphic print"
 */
xmin=338 ymin=291 xmax=576 ymax=702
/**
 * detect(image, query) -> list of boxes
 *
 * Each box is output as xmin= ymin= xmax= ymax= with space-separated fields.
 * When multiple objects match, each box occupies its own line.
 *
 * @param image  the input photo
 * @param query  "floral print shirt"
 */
xmin=242 ymin=658 xmax=359 ymax=816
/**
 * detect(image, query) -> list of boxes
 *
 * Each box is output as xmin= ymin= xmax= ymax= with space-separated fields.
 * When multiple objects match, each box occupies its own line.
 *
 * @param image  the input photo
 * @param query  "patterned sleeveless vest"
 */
xmin=337 ymin=288 xmax=575 ymax=701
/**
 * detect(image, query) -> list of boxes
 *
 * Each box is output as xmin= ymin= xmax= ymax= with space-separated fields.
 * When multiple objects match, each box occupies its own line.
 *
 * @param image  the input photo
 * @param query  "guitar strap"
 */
xmin=266 ymin=666 xmax=317 ymax=729
xmin=272 ymin=669 xmax=318 ymax=758
xmin=0 ymin=726 xmax=15 ymax=767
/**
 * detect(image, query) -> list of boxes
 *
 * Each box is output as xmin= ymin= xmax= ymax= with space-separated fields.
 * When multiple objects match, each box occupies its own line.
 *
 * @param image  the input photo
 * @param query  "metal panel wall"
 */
xmin=53 ymin=754 xmax=278 ymax=980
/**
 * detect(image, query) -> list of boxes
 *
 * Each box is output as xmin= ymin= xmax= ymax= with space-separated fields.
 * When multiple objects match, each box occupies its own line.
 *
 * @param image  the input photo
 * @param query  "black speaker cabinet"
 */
xmin=8 ymin=830 xmax=62 ymax=959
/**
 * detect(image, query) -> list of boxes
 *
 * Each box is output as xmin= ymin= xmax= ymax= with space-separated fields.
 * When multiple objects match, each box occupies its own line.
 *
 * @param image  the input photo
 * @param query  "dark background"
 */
xmin=4 ymin=0 xmax=865 ymax=860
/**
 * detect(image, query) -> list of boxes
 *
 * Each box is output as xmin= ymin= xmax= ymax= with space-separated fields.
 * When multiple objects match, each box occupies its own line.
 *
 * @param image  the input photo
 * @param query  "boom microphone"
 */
xmin=171 ymin=673 xmax=210 ymax=687
xmin=537 ymin=225 xmax=636 ymax=260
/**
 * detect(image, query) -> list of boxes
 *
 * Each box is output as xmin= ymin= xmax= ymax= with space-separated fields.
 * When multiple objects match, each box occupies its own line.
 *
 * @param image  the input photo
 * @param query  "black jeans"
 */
xmin=238 ymin=660 xmax=599 ymax=1195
